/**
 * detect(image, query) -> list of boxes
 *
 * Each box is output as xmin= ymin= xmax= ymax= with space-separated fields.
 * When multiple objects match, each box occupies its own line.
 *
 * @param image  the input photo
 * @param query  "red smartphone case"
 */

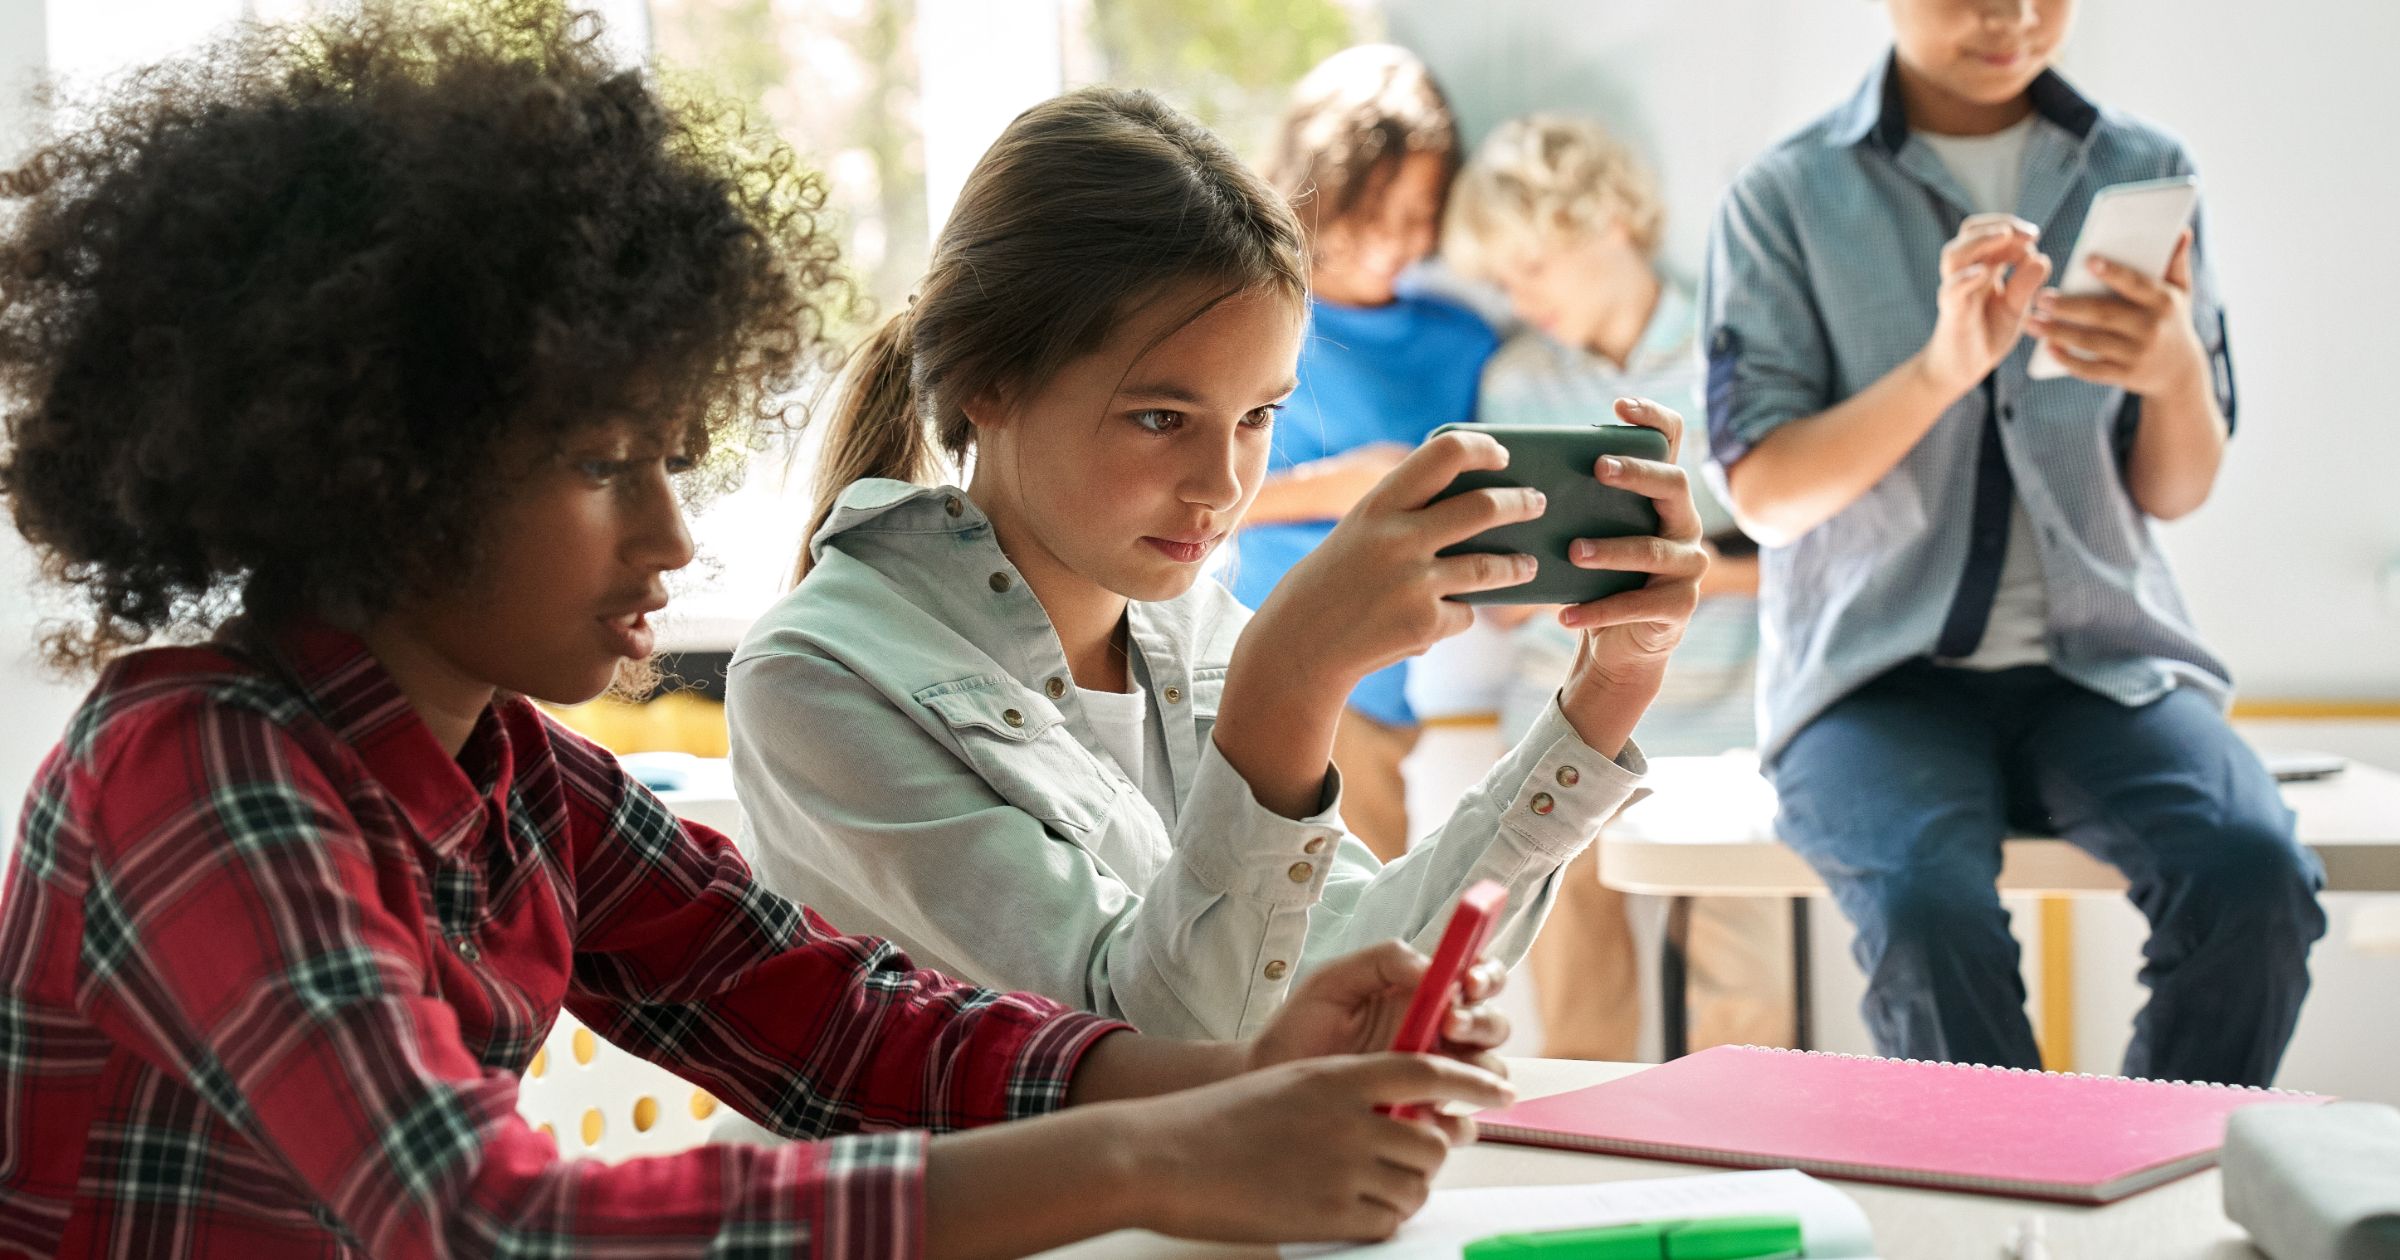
xmin=1386 ymin=880 xmax=1508 ymax=1120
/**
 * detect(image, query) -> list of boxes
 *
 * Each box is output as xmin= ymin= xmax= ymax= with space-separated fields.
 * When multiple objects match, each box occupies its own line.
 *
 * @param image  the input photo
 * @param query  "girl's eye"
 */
xmin=1129 ymin=409 xmax=1181 ymax=435
xmin=665 ymin=453 xmax=697 ymax=475
xmin=1243 ymin=403 xmax=1285 ymax=430
xmin=577 ymin=459 xmax=626 ymax=484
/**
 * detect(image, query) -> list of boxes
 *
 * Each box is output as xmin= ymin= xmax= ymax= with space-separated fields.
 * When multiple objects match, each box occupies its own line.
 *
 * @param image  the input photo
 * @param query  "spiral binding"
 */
xmin=1727 ymin=1044 xmax=2316 ymax=1096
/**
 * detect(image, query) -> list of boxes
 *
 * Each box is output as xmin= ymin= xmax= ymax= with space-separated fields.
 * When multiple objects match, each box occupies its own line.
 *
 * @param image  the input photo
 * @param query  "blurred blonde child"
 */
xmin=1446 ymin=114 xmax=1792 ymax=1059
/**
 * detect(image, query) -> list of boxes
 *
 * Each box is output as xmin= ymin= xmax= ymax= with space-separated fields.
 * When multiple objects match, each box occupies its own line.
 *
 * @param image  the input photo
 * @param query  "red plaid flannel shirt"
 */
xmin=0 ymin=625 xmax=1123 ymax=1257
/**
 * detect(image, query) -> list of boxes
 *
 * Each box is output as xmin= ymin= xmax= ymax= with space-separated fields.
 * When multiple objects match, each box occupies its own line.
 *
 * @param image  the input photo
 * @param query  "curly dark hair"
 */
xmin=0 ymin=0 xmax=847 ymax=671
xmin=1262 ymin=44 xmax=1458 ymax=246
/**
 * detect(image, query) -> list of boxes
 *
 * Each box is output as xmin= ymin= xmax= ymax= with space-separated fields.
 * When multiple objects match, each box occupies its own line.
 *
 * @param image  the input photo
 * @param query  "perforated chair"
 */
xmin=515 ymin=1015 xmax=725 ymax=1159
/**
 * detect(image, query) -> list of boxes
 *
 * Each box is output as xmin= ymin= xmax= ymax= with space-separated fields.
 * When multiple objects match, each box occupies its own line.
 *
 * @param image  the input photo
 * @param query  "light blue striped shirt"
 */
xmin=1702 ymin=54 xmax=2238 ymax=763
xmin=1477 ymin=285 xmax=1760 ymax=758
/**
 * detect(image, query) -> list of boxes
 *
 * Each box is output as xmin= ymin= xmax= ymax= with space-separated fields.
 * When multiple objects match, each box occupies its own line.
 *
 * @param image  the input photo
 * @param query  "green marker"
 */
xmin=1463 ymin=1213 xmax=1805 ymax=1260
xmin=1465 ymin=1221 xmax=1665 ymax=1260
xmin=1661 ymin=1215 xmax=1806 ymax=1260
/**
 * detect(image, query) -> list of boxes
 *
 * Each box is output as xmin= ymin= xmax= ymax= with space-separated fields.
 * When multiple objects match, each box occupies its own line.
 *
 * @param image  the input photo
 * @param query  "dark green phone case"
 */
xmin=1428 ymin=422 xmax=1670 ymax=605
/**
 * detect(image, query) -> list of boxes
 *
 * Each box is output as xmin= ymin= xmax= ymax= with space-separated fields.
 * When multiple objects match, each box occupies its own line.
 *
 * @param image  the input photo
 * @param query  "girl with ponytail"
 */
xmin=728 ymin=85 xmax=1706 ymax=1041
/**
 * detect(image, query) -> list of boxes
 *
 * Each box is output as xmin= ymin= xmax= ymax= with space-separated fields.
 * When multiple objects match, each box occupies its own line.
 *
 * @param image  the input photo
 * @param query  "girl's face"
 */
xmin=1889 ymin=0 xmax=2077 ymax=113
xmin=1312 ymin=151 xmax=1449 ymax=307
xmin=380 ymin=419 xmax=697 ymax=712
xmin=969 ymin=282 xmax=1303 ymax=609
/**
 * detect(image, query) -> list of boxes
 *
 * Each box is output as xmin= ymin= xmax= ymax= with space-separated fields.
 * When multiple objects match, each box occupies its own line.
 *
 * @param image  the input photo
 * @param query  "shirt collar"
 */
xmin=242 ymin=619 xmax=511 ymax=857
xmin=1830 ymin=49 xmax=2099 ymax=155
xmin=809 ymin=477 xmax=1216 ymax=696
xmin=811 ymin=477 xmax=969 ymax=559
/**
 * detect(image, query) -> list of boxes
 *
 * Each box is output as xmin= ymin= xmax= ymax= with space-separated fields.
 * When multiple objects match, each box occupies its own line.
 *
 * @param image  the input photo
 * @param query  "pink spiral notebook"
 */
xmin=1479 ymin=1045 xmax=2328 ymax=1204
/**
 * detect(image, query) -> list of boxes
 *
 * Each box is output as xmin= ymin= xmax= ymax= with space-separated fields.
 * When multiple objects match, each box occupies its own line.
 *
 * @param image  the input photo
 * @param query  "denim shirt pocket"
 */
xmin=915 ymin=675 xmax=1108 ymax=837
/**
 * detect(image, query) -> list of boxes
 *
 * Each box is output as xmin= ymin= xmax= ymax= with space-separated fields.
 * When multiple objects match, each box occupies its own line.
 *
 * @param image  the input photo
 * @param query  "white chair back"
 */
xmin=515 ymin=1014 xmax=724 ymax=1159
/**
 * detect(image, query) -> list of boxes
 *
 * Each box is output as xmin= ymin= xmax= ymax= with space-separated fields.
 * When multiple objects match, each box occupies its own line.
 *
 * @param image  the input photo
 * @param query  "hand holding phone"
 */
xmin=2027 ymin=175 xmax=2200 ymax=380
xmin=1385 ymin=880 xmax=1508 ymax=1121
xmin=1426 ymin=423 xmax=1668 ymax=605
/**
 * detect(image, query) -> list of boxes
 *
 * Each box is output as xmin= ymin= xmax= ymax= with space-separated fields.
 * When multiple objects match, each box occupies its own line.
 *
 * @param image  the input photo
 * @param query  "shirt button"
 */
xmin=1163 ymin=685 xmax=1183 ymax=704
xmin=1555 ymin=766 xmax=1580 ymax=788
xmin=1303 ymin=834 xmax=1327 ymax=854
xmin=1530 ymin=792 xmax=1556 ymax=816
xmin=1002 ymin=708 xmax=1025 ymax=728
xmin=452 ymin=936 xmax=480 ymax=963
xmin=1263 ymin=960 xmax=1289 ymax=981
xmin=945 ymin=495 xmax=964 ymax=517
xmin=1045 ymin=677 xmax=1067 ymax=699
xmin=989 ymin=571 xmax=1013 ymax=593
xmin=1287 ymin=861 xmax=1313 ymax=883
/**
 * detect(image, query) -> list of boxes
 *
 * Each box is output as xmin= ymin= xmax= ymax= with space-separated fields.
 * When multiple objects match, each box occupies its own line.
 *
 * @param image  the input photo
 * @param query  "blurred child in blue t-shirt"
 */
xmin=1230 ymin=45 xmax=1497 ymax=859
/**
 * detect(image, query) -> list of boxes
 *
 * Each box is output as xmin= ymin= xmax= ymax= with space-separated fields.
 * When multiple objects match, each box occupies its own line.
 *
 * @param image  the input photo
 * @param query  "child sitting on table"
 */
xmin=1702 ymin=0 xmax=2323 ymax=1083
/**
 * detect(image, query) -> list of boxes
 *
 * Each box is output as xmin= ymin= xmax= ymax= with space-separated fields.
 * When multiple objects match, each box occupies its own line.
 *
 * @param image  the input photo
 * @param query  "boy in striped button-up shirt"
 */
xmin=1702 ymin=0 xmax=2324 ymax=1084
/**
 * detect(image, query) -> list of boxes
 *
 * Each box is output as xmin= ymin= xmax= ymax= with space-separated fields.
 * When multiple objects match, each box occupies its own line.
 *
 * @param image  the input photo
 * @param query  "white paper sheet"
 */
xmin=1280 ymin=1169 xmax=1876 ymax=1260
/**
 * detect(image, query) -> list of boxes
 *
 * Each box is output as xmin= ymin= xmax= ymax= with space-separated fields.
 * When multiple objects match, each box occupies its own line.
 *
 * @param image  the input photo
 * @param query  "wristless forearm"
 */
xmin=924 ymin=1105 xmax=1154 ymax=1260
xmin=1557 ymin=659 xmax=1667 ymax=762
xmin=1065 ymin=1030 xmax=1247 ymax=1106
xmin=1212 ymin=636 xmax=1354 ymax=819
xmin=2124 ymin=367 xmax=2226 ymax=520
xmin=1727 ymin=351 xmax=1963 ymax=545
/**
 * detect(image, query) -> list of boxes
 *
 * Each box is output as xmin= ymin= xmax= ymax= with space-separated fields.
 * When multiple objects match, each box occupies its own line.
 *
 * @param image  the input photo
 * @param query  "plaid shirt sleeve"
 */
xmin=68 ymin=692 xmax=1122 ymax=1259
xmin=536 ymin=712 xmax=1126 ymax=1140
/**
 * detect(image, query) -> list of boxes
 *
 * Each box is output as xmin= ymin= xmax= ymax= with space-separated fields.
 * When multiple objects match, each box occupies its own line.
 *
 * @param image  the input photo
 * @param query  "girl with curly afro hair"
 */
xmin=0 ymin=4 xmax=1517 ymax=1256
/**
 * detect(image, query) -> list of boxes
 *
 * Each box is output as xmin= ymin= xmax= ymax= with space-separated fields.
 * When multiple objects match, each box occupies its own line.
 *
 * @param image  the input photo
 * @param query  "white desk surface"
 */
xmin=1600 ymin=754 xmax=2400 ymax=897
xmin=1038 ymin=1058 xmax=2257 ymax=1260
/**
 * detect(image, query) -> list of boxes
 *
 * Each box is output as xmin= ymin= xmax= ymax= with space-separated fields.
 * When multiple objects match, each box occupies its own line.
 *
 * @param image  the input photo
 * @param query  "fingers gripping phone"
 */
xmin=1385 ymin=880 xmax=1507 ymax=1121
xmin=1426 ymin=423 xmax=1670 ymax=605
xmin=2028 ymin=175 xmax=2201 ymax=380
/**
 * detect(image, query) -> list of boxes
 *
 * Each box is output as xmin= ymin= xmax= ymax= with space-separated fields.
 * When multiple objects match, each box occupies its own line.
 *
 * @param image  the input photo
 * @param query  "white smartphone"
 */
xmin=2027 ymin=175 xmax=2201 ymax=380
xmin=2265 ymin=751 xmax=2349 ymax=783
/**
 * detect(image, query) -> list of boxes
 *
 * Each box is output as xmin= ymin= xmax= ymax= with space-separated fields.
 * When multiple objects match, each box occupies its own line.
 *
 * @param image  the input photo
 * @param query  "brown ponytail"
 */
xmin=793 ymin=85 xmax=1308 ymax=583
xmin=793 ymin=308 xmax=951 ymax=582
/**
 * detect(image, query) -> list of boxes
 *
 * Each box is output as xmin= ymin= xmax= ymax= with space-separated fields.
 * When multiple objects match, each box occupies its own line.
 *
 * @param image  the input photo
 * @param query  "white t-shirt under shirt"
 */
xmin=1918 ymin=115 xmax=2050 ymax=671
xmin=1076 ymin=682 xmax=1179 ymax=824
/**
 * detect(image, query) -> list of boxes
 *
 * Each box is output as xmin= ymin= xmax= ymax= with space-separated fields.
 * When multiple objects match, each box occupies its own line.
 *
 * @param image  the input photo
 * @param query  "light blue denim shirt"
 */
xmin=726 ymin=479 xmax=1644 ymax=1040
xmin=1702 ymin=54 xmax=2238 ymax=764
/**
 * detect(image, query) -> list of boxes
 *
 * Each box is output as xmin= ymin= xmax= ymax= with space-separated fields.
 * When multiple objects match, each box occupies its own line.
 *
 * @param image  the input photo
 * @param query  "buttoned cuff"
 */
xmin=1492 ymin=695 xmax=1646 ymax=859
xmin=1177 ymin=735 xmax=1347 ymax=908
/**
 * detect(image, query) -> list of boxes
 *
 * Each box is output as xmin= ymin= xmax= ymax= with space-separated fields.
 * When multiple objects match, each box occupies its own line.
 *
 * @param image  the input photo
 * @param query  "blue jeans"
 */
xmin=1771 ymin=662 xmax=2325 ymax=1085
